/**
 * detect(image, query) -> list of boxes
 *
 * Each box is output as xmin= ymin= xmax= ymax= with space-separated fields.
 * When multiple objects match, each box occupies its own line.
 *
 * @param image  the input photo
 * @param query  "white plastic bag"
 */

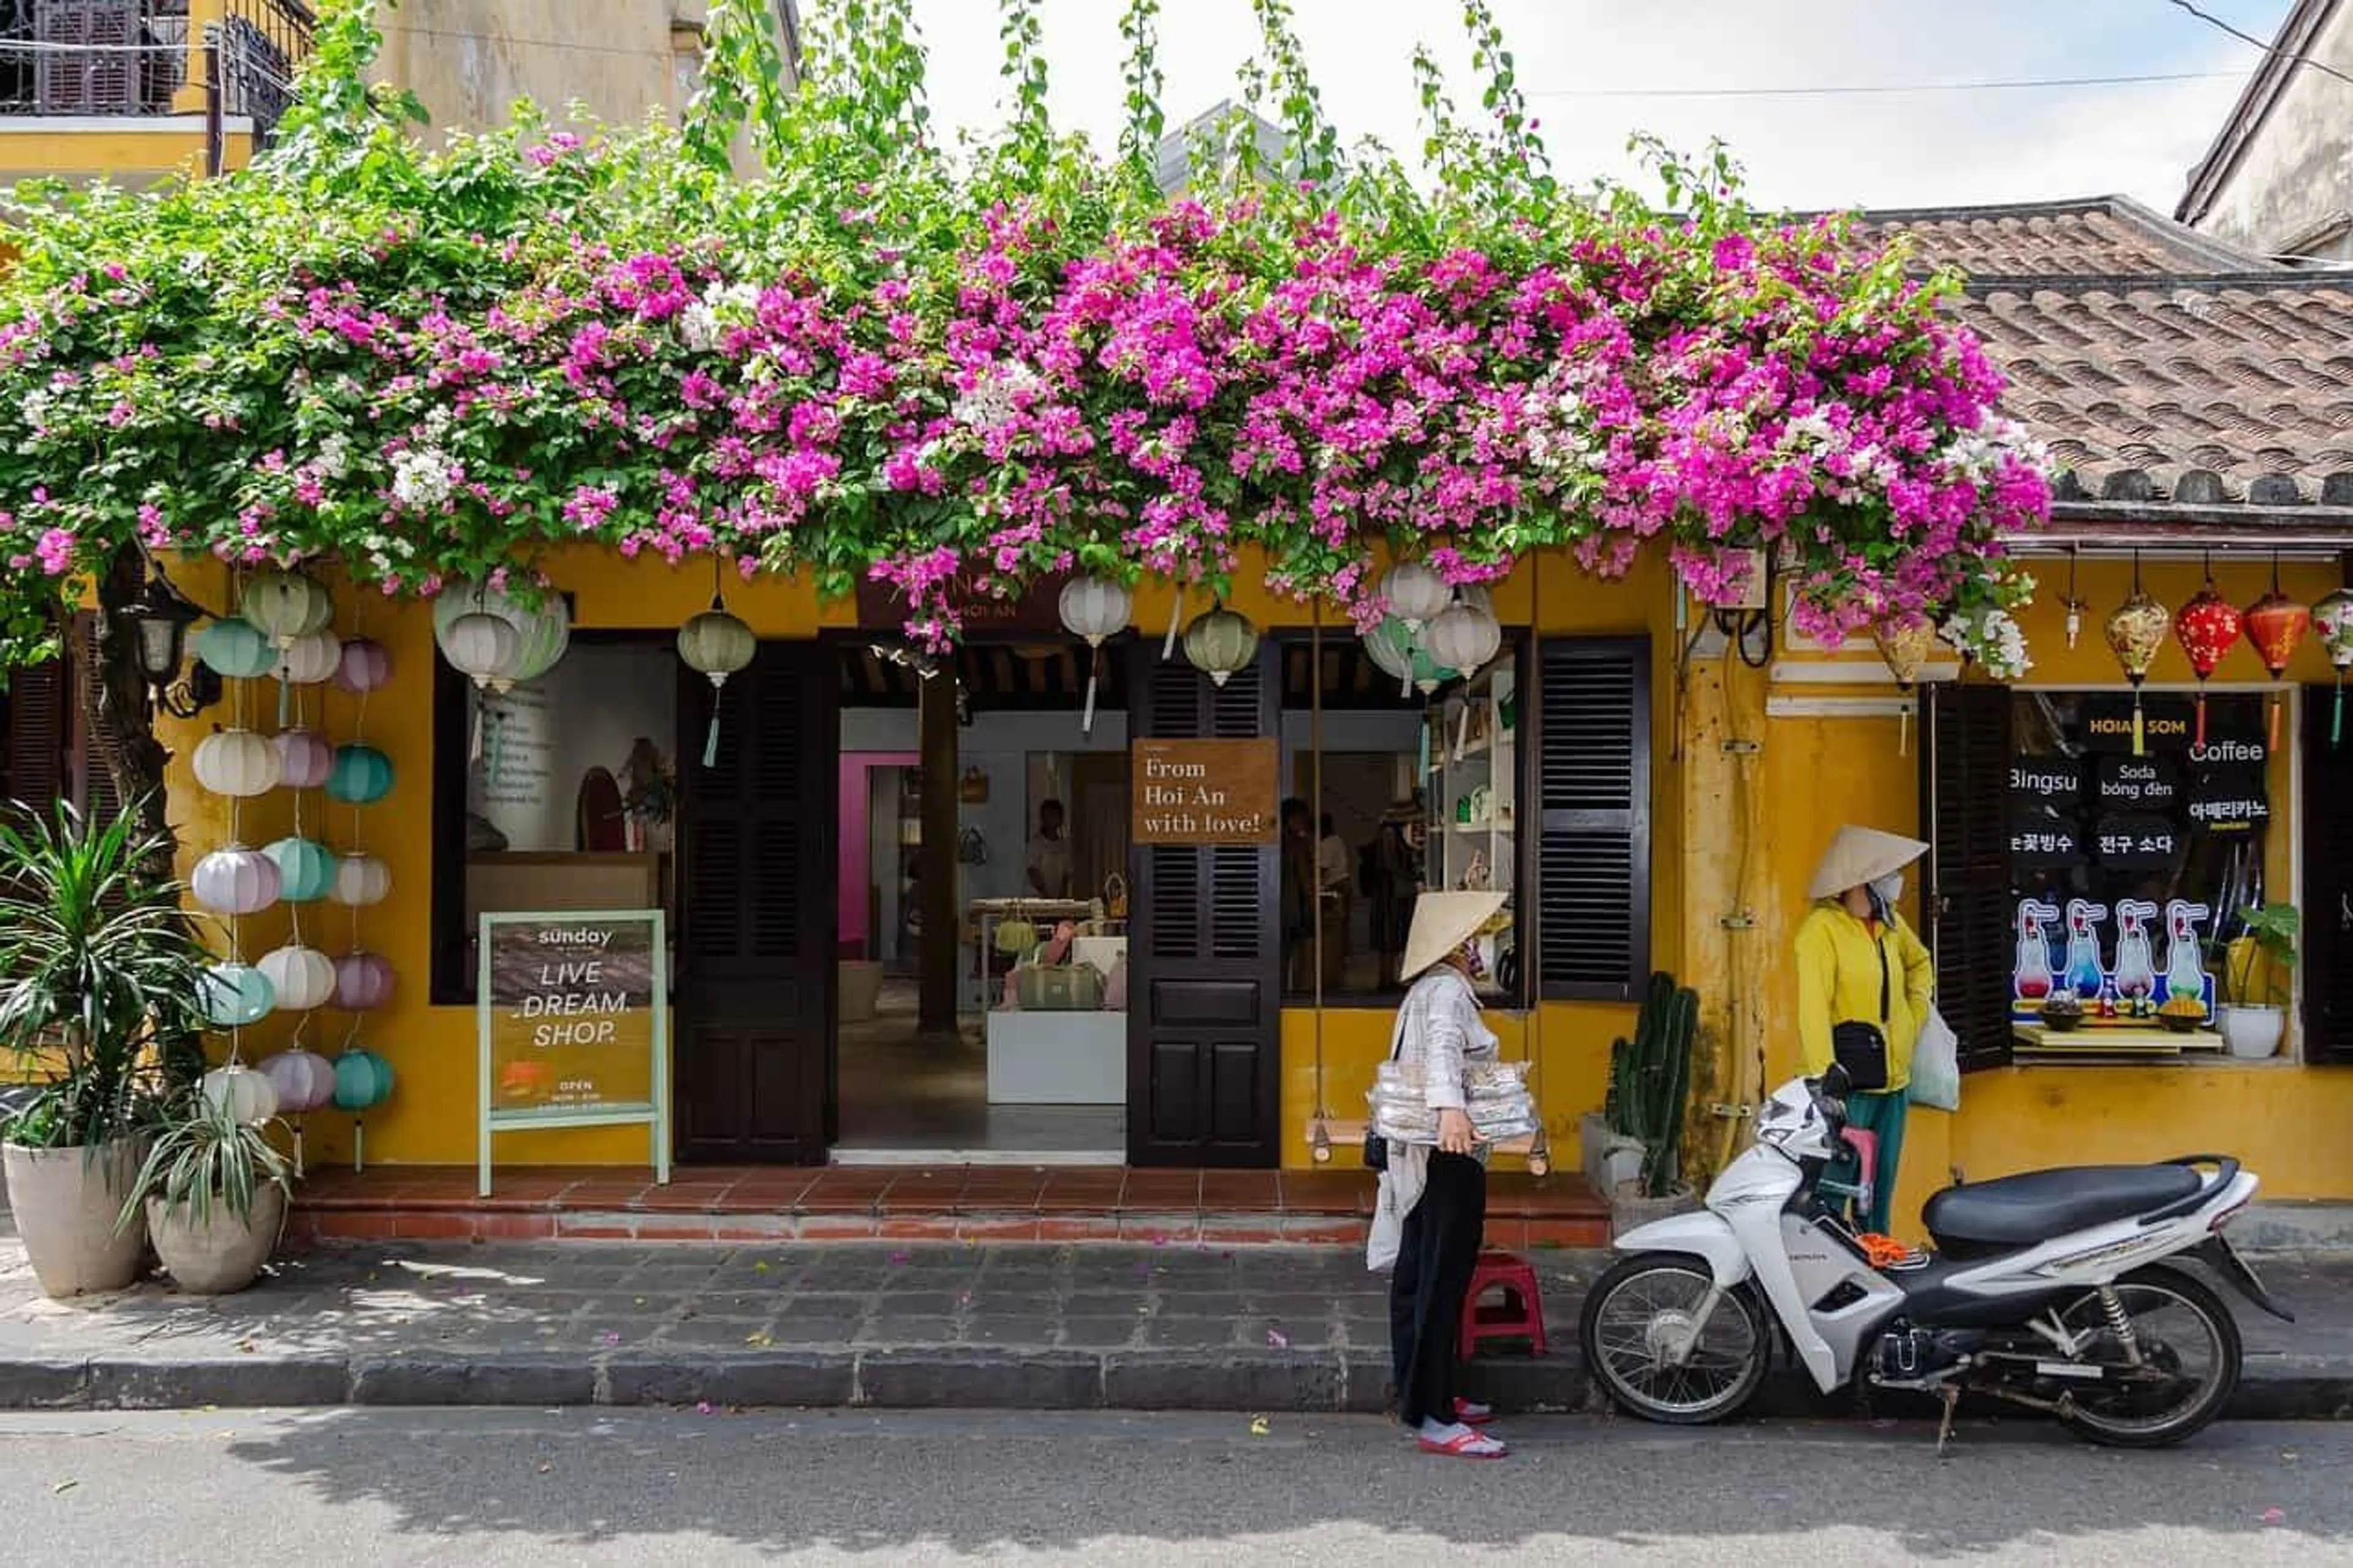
xmin=1908 ymin=1006 xmax=1960 ymax=1113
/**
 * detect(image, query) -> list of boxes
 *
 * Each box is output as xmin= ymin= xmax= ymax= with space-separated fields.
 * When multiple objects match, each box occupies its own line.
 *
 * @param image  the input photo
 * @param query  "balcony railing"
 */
xmin=0 ymin=0 xmax=313 ymax=144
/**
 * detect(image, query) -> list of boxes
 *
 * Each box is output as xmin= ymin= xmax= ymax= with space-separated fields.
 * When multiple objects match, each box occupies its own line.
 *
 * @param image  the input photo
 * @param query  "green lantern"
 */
xmin=265 ymin=836 xmax=337 ymax=903
xmin=238 ymin=570 xmax=334 ymax=648
xmin=1180 ymin=600 xmax=1259 ymax=688
xmin=1363 ymin=615 xmax=1457 ymax=699
xmin=200 ymin=962 xmax=276 ymax=1028
xmin=332 ymin=1046 xmax=395 ymax=1112
xmin=325 ymin=743 xmax=395 ymax=805
xmin=678 ymin=580 xmax=758 ymax=768
xmin=193 ymin=616 xmax=279 ymax=680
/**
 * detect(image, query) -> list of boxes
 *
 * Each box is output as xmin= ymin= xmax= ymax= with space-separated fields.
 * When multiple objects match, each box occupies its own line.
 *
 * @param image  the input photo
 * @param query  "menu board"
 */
xmin=477 ymin=909 xmax=669 ymax=1194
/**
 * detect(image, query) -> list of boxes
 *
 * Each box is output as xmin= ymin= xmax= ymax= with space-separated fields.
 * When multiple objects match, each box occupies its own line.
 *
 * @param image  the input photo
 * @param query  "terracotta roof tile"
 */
xmin=1857 ymin=197 xmax=2276 ymax=282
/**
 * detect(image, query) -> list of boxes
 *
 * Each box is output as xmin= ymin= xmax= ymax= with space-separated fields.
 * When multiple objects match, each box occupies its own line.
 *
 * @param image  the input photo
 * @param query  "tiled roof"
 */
xmin=1855 ymin=199 xmax=2353 ymax=513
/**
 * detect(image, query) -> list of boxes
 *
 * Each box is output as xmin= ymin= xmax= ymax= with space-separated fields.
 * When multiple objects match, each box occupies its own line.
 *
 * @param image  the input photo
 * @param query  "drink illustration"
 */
xmin=2014 ymin=899 xmax=2060 ymax=1001
xmin=2162 ymin=900 xmax=2213 ymax=1015
xmin=2113 ymin=900 xmax=2159 ymax=1015
xmin=2062 ymin=900 xmax=2110 ymax=998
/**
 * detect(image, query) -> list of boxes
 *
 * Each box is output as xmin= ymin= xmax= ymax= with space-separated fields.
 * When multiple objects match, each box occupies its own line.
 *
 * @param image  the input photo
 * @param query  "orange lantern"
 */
xmin=2105 ymin=589 xmax=2170 ymax=757
xmin=2243 ymin=587 xmax=2311 ymax=752
xmin=2172 ymin=585 xmax=2241 ymax=749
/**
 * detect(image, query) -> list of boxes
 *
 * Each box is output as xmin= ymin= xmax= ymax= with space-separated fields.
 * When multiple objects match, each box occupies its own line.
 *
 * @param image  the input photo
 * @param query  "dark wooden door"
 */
xmin=675 ymin=640 xmax=838 ymax=1162
xmin=1921 ymin=680 xmax=2017 ymax=1071
xmin=2302 ymin=689 xmax=2353 ymax=1064
xmin=1126 ymin=646 xmax=1282 ymax=1167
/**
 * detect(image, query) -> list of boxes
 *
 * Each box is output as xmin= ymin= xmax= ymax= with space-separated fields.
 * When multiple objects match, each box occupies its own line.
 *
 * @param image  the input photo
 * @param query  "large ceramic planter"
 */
xmin=145 ymin=1184 xmax=286 ymax=1295
xmin=1579 ymin=1112 xmax=1645 ymax=1194
xmin=2219 ymin=1004 xmax=2286 ymax=1061
xmin=2 ymin=1139 xmax=146 ymax=1298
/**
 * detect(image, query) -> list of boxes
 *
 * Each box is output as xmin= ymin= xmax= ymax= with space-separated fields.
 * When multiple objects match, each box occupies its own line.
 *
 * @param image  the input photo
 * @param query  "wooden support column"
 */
xmin=917 ymin=670 xmax=961 ymax=1036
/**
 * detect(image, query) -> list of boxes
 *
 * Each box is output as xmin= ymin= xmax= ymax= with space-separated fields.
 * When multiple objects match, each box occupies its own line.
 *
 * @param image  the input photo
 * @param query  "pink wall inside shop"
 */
xmin=839 ymin=752 xmax=918 ymax=956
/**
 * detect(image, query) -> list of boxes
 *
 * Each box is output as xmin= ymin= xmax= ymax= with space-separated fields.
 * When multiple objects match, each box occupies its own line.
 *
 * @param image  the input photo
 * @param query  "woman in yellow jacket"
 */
xmin=1795 ymin=825 xmax=1936 ymax=1235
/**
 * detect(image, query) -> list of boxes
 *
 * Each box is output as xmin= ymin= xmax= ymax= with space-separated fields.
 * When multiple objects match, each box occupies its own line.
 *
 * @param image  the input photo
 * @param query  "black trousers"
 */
xmin=1390 ymin=1151 xmax=1487 ymax=1428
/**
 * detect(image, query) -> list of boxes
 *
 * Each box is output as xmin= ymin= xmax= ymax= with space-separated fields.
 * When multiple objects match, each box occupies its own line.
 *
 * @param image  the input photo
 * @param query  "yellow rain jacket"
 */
xmin=1795 ymin=901 xmax=1936 ymax=1092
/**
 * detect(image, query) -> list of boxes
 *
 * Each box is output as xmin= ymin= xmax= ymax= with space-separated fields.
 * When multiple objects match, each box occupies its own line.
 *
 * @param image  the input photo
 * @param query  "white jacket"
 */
xmin=1367 ymin=966 xmax=1496 ymax=1271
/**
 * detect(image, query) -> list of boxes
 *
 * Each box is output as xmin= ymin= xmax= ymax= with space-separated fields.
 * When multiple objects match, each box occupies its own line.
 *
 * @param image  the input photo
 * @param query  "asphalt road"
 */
xmin=1 ymin=1408 xmax=2344 ymax=1564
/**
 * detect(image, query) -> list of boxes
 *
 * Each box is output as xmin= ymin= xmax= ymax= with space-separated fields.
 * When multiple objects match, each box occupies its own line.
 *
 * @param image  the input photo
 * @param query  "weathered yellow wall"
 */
xmin=1762 ymin=554 xmax=2353 ymax=1239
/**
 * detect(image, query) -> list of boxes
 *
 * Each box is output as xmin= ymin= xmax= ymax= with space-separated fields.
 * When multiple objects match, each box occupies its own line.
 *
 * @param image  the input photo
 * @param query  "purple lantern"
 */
xmin=259 ymin=1047 xmax=337 ymax=1114
xmin=335 ymin=637 xmax=393 ymax=694
xmin=335 ymin=951 xmax=395 ymax=1011
xmin=191 ymin=845 xmax=281 ymax=916
xmin=273 ymin=727 xmax=334 ymax=790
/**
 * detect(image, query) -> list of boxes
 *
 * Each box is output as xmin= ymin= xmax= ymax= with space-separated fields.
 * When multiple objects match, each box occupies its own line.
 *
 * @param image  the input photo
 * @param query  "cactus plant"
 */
xmin=1604 ymin=972 xmax=1698 ymax=1198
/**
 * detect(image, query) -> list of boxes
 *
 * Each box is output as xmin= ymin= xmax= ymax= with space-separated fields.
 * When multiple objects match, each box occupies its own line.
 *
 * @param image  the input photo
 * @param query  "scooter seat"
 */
xmin=1923 ymin=1165 xmax=2204 ymax=1257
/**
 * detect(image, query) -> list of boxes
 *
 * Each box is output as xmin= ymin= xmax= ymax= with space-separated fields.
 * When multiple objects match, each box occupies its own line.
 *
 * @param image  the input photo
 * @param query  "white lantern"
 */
xmin=679 ymin=594 xmax=758 ymax=768
xmin=238 ymin=570 xmax=334 ymax=648
xmin=438 ymin=610 xmax=520 ymax=687
xmin=1382 ymin=561 xmax=1453 ymax=630
xmin=330 ymin=852 xmax=392 ymax=908
xmin=1425 ymin=599 xmax=1502 ymax=678
xmin=258 ymin=943 xmax=337 ymax=1012
xmin=433 ymin=581 xmax=570 ymax=690
xmin=260 ymin=1048 xmax=337 ymax=1115
xmin=201 ymin=1063 xmax=279 ymax=1125
xmin=191 ymin=729 xmax=282 ymax=798
xmin=278 ymin=629 xmax=342 ymax=685
xmin=1057 ymin=576 xmax=1131 ymax=737
xmin=191 ymin=845 xmax=281 ymax=916
xmin=1181 ymin=602 xmax=1259 ymax=689
xmin=273 ymin=727 xmax=334 ymax=790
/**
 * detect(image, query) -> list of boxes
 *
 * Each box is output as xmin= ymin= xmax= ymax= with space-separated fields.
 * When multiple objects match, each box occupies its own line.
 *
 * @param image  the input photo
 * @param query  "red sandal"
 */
xmin=1418 ymin=1428 xmax=1507 ymax=1460
xmin=1453 ymin=1398 xmax=1495 ymax=1426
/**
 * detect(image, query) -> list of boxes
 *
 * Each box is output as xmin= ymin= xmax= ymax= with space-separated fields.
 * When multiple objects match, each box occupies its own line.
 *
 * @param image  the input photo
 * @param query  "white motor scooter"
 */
xmin=1580 ymin=1064 xmax=2293 ymax=1449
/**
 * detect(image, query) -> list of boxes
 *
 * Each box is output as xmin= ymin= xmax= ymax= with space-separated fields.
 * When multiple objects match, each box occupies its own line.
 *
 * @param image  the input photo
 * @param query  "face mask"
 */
xmin=1460 ymin=937 xmax=1490 ymax=980
xmin=1871 ymin=872 xmax=1904 ymax=907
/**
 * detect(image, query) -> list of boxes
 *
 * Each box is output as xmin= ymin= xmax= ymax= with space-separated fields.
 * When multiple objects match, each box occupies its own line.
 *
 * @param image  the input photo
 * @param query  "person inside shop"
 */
xmin=1367 ymin=801 xmax=1423 ymax=988
xmin=1795 ymin=824 xmax=1936 ymax=1237
xmin=1316 ymin=811 xmax=1351 ymax=989
xmin=1280 ymin=797 xmax=1316 ymax=990
xmin=1368 ymin=888 xmax=1512 ymax=1460
xmin=1026 ymin=798 xmax=1071 ymax=900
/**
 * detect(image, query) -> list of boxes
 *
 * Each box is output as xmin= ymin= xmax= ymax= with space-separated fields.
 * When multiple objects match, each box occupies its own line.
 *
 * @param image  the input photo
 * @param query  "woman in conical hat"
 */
xmin=1373 ymin=889 xmax=1510 ymax=1459
xmin=1797 ymin=825 xmax=1935 ymax=1236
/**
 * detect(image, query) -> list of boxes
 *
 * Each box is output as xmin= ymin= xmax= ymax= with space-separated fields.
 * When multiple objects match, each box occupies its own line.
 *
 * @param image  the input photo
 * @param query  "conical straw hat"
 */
xmin=1808 ymin=825 xmax=1929 ymax=901
xmin=1400 ymin=890 xmax=1510 ymax=982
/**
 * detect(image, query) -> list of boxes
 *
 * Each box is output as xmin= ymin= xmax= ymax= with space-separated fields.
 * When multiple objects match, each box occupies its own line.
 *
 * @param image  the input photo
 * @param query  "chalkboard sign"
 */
xmin=477 ymin=909 xmax=670 ymax=1196
xmin=2097 ymin=755 xmax=2181 ymax=811
xmin=2093 ymin=814 xmax=2181 ymax=871
xmin=2189 ymin=763 xmax=2270 ymax=830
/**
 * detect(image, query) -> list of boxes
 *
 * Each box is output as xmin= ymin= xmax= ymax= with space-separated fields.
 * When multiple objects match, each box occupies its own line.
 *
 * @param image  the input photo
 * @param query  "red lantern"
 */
xmin=2172 ymin=587 xmax=2241 ymax=749
xmin=2243 ymin=589 xmax=2311 ymax=751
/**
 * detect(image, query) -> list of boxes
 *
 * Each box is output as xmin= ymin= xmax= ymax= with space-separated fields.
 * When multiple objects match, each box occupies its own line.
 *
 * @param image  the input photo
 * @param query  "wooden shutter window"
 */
xmin=1 ymin=660 xmax=69 ymax=815
xmin=1922 ymin=681 xmax=2015 ymax=1073
xmin=2300 ymin=689 xmax=2353 ymax=1064
xmin=1533 ymin=638 xmax=1652 ymax=1001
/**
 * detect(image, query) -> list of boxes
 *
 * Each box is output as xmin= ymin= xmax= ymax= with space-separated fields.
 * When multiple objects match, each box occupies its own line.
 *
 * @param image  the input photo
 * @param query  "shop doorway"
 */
xmin=831 ymin=638 xmax=1133 ymax=1162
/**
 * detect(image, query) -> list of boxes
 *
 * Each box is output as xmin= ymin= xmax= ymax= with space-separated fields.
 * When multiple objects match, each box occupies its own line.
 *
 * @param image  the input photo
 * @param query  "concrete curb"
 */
xmin=0 ymin=1347 xmax=2340 ymax=1420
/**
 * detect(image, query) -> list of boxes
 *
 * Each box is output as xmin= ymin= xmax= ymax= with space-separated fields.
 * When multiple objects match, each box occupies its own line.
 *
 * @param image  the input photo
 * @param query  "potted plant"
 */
xmin=1599 ymin=972 xmax=1702 ymax=1231
xmin=0 ymin=800 xmax=211 ymax=1297
xmin=119 ymin=1088 xmax=292 ymax=1295
xmin=2219 ymin=903 xmax=2298 ymax=1061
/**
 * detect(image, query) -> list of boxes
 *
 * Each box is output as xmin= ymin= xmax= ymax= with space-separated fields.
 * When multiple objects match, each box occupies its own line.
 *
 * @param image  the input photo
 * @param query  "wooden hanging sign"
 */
xmin=1131 ymin=738 xmax=1279 ymax=844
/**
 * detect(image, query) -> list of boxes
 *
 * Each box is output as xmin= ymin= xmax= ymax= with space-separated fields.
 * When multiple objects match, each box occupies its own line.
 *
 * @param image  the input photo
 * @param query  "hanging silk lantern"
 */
xmin=191 ymin=845 xmax=281 ymax=916
xmin=678 ymin=589 xmax=757 ymax=768
xmin=259 ymin=943 xmax=337 ymax=1012
xmin=335 ymin=951 xmax=395 ymax=1011
xmin=332 ymin=1046 xmax=395 ymax=1112
xmin=334 ymin=636 xmax=393 ymax=694
xmin=260 ymin=1048 xmax=337 ymax=1115
xmin=433 ymin=580 xmax=570 ymax=690
xmin=1874 ymin=618 xmax=1938 ymax=756
xmin=192 ymin=729 xmax=282 ymax=798
xmin=326 ymin=742 xmax=394 ymax=806
xmin=330 ymin=851 xmax=392 ymax=907
xmin=438 ymin=610 xmax=520 ymax=688
xmin=193 ymin=616 xmax=278 ymax=680
xmin=1362 ymin=616 xmax=1414 ymax=683
xmin=273 ymin=726 xmax=334 ymax=790
xmin=1425 ymin=597 xmax=1504 ymax=678
xmin=278 ymin=629 xmax=340 ymax=685
xmin=264 ymin=836 xmax=337 ymax=903
xmin=239 ymin=570 xmax=334 ymax=648
xmin=1181 ymin=601 xmax=1260 ymax=689
xmin=1058 ymin=576 xmax=1131 ymax=738
xmin=200 ymin=963 xmax=276 ymax=1029
xmin=2313 ymin=588 xmax=2353 ymax=748
xmin=1381 ymin=561 xmax=1453 ymax=631
xmin=2172 ymin=585 xmax=2241 ymax=749
xmin=200 ymin=1063 xmax=279 ymax=1126
xmin=2243 ymin=589 xmax=2311 ymax=752
xmin=2104 ymin=591 xmax=2170 ymax=756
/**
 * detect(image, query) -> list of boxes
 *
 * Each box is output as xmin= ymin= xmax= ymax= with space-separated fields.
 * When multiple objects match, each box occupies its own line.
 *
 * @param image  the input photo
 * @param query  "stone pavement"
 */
xmin=0 ymin=1234 xmax=2346 ymax=1419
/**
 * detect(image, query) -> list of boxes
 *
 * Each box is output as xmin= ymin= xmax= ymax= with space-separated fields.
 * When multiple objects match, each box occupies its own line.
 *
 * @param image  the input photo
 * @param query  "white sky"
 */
xmin=904 ymin=0 xmax=2298 ymax=214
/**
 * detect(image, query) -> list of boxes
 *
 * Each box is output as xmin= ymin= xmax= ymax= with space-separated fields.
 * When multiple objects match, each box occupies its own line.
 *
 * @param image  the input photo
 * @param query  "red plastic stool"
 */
xmin=1459 ymin=1251 xmax=1548 ymax=1359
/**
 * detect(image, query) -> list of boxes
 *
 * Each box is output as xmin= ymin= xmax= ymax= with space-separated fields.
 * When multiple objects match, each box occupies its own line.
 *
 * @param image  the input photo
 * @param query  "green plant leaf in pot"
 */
xmin=118 ymin=1088 xmax=293 ymax=1235
xmin=2230 ymin=902 xmax=2300 ymax=1009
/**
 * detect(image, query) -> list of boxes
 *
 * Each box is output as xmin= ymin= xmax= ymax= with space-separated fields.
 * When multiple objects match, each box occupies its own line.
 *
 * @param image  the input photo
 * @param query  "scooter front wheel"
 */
xmin=1580 ymin=1253 xmax=1770 ymax=1425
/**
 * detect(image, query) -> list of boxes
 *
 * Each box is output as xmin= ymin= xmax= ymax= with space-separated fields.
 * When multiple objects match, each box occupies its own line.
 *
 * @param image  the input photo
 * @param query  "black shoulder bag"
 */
xmin=1829 ymin=925 xmax=1894 ymax=1093
xmin=1364 ymin=985 xmax=1416 ymax=1171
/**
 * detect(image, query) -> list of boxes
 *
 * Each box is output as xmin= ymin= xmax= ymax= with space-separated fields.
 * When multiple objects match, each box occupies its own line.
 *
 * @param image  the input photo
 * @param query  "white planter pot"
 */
xmin=145 ymin=1184 xmax=286 ymax=1296
xmin=1602 ymin=1144 xmax=1646 ymax=1189
xmin=2219 ymin=1004 xmax=2286 ymax=1061
xmin=2 ymin=1139 xmax=146 ymax=1298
